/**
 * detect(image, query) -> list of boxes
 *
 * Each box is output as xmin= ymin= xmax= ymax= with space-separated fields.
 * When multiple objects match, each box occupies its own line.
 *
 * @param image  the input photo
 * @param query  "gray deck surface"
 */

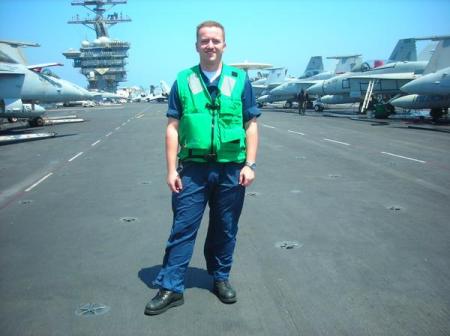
xmin=1 ymin=103 xmax=449 ymax=335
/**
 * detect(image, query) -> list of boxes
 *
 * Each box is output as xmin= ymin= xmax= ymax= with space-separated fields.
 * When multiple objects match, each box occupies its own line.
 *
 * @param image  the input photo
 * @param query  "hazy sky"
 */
xmin=1 ymin=0 xmax=449 ymax=90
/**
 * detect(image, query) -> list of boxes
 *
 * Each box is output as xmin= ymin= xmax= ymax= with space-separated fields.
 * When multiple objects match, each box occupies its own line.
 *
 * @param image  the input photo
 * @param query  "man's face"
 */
xmin=196 ymin=26 xmax=226 ymax=67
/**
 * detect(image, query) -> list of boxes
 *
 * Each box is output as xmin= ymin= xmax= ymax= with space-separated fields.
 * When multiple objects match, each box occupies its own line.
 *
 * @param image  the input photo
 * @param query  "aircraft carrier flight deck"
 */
xmin=0 ymin=103 xmax=449 ymax=335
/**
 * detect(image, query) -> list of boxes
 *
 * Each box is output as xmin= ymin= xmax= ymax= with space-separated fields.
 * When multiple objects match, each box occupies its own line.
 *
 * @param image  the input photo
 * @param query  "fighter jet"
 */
xmin=390 ymin=36 xmax=450 ymax=120
xmin=0 ymin=40 xmax=93 ymax=126
xmin=306 ymin=38 xmax=426 ymax=112
xmin=259 ymin=55 xmax=362 ymax=108
xmin=228 ymin=61 xmax=275 ymax=98
xmin=145 ymin=80 xmax=171 ymax=102
xmin=251 ymin=67 xmax=288 ymax=98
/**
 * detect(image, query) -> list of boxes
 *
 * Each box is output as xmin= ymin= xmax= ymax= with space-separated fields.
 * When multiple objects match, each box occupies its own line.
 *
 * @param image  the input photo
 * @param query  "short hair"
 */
xmin=196 ymin=20 xmax=225 ymax=42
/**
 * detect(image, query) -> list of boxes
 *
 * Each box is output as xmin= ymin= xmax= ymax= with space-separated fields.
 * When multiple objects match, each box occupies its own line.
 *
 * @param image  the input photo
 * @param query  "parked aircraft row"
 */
xmin=248 ymin=35 xmax=449 ymax=120
xmin=256 ymin=55 xmax=364 ymax=108
xmin=388 ymin=36 xmax=450 ymax=120
xmin=252 ymin=38 xmax=420 ymax=108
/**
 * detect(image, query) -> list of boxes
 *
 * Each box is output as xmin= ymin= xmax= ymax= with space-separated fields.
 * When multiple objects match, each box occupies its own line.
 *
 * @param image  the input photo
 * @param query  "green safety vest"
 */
xmin=176 ymin=64 xmax=247 ymax=163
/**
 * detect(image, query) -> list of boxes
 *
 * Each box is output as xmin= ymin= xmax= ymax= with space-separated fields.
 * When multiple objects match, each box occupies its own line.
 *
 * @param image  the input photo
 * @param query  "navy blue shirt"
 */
xmin=166 ymin=65 xmax=260 ymax=123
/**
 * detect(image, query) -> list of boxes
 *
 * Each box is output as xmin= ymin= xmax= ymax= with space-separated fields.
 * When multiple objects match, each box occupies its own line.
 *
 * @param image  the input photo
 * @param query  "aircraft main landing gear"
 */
xmin=314 ymin=104 xmax=323 ymax=112
xmin=29 ymin=117 xmax=45 ymax=127
xmin=430 ymin=108 xmax=444 ymax=122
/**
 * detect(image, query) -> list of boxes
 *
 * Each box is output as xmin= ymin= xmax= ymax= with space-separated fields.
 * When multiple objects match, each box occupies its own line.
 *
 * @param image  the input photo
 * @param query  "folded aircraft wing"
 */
xmin=348 ymin=72 xmax=418 ymax=80
xmin=27 ymin=63 xmax=64 ymax=72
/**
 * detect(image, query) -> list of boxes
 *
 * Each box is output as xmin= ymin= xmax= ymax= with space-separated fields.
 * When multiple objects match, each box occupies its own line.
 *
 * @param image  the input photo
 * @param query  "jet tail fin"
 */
xmin=327 ymin=55 xmax=362 ymax=74
xmin=388 ymin=38 xmax=417 ymax=62
xmin=302 ymin=56 xmax=323 ymax=77
xmin=418 ymin=42 xmax=437 ymax=62
xmin=423 ymin=37 xmax=450 ymax=74
xmin=266 ymin=67 xmax=287 ymax=86
xmin=0 ymin=40 xmax=40 ymax=65
xmin=160 ymin=80 xmax=170 ymax=95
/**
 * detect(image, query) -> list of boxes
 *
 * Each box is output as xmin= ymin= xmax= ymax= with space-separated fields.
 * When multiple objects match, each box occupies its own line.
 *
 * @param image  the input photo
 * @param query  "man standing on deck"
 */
xmin=297 ymin=89 xmax=306 ymax=114
xmin=145 ymin=20 xmax=260 ymax=315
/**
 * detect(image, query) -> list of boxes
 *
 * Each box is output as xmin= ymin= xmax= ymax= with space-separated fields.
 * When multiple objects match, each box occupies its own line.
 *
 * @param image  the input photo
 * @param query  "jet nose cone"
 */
xmin=256 ymin=95 xmax=270 ymax=104
xmin=307 ymin=83 xmax=323 ymax=95
xmin=390 ymin=95 xmax=415 ymax=108
xmin=400 ymin=80 xmax=420 ymax=95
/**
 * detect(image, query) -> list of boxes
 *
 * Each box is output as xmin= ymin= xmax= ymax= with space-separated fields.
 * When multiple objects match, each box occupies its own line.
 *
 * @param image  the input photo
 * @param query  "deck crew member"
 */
xmin=145 ymin=20 xmax=260 ymax=315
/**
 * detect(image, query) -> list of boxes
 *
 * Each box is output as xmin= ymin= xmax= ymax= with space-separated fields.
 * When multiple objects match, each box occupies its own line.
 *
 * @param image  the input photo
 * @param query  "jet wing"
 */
xmin=0 ymin=61 xmax=26 ymax=75
xmin=347 ymin=73 xmax=417 ymax=97
xmin=27 ymin=63 xmax=63 ymax=72
xmin=0 ymin=71 xmax=25 ymax=98
xmin=0 ymin=68 xmax=25 ymax=75
xmin=348 ymin=72 xmax=418 ymax=80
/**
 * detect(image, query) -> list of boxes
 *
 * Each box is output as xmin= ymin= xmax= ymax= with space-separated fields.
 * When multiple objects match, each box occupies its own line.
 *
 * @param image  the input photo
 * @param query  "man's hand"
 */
xmin=239 ymin=165 xmax=255 ymax=187
xmin=167 ymin=170 xmax=183 ymax=193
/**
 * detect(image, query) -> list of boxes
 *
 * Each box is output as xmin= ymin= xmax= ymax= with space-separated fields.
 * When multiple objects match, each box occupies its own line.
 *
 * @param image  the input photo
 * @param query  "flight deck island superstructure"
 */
xmin=63 ymin=0 xmax=131 ymax=93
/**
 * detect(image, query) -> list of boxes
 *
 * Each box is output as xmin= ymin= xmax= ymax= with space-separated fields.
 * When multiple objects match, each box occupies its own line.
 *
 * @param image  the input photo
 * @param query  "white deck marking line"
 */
xmin=115 ymin=127 xmax=120 ymax=130
xmin=323 ymin=138 xmax=350 ymax=146
xmin=262 ymin=124 xmax=275 ymax=129
xmin=121 ymin=122 xmax=126 ymax=126
xmin=288 ymin=130 xmax=305 ymax=135
xmin=106 ymin=132 xmax=113 ymax=137
xmin=381 ymin=152 xmax=426 ymax=163
xmin=136 ymin=114 xmax=144 ymax=119
xmin=91 ymin=140 xmax=101 ymax=147
xmin=68 ymin=152 xmax=84 ymax=162
xmin=25 ymin=173 xmax=53 ymax=192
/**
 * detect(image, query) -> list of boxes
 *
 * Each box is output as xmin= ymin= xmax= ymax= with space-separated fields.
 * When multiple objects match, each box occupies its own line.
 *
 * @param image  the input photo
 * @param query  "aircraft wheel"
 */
xmin=386 ymin=103 xmax=395 ymax=114
xmin=257 ymin=102 xmax=263 ymax=108
xmin=7 ymin=117 xmax=18 ymax=123
xmin=35 ymin=117 xmax=45 ymax=126
xmin=314 ymin=105 xmax=322 ymax=112
xmin=30 ymin=117 xmax=45 ymax=127
xmin=283 ymin=101 xmax=292 ymax=109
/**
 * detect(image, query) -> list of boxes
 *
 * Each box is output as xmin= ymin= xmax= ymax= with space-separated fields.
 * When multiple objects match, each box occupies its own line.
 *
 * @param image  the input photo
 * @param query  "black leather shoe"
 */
xmin=213 ymin=280 xmax=237 ymax=304
xmin=144 ymin=289 xmax=184 ymax=315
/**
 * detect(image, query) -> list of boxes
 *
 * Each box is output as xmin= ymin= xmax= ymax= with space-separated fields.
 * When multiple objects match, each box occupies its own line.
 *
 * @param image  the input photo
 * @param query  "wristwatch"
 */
xmin=245 ymin=161 xmax=256 ymax=171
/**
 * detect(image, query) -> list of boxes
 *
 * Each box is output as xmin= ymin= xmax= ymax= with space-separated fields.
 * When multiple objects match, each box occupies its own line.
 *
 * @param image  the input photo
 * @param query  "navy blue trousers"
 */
xmin=153 ymin=162 xmax=246 ymax=293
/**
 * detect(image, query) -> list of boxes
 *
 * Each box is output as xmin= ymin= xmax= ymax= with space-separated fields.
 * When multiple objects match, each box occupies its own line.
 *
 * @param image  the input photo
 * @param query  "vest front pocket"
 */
xmin=219 ymin=127 xmax=245 ymax=153
xmin=180 ymin=113 xmax=212 ymax=149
